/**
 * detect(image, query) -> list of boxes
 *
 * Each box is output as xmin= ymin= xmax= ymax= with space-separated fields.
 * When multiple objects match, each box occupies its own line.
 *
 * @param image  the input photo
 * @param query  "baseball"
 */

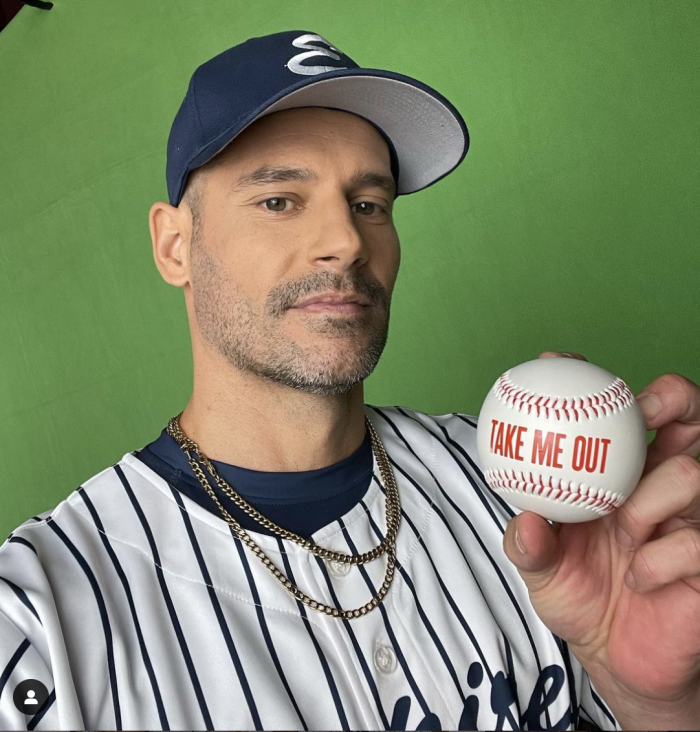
xmin=476 ymin=357 xmax=648 ymax=522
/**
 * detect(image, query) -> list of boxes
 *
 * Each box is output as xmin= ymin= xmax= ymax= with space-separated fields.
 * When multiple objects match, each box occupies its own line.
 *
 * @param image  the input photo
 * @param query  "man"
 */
xmin=1 ymin=29 xmax=699 ymax=731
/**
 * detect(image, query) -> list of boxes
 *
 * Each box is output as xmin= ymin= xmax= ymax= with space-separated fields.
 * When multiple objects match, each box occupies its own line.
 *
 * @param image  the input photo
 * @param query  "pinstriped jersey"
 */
xmin=0 ymin=405 xmax=619 ymax=730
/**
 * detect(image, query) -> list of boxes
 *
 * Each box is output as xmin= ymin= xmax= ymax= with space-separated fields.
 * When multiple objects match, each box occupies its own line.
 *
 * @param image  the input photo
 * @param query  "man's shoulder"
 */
xmin=365 ymin=403 xmax=479 ymax=448
xmin=1 ymin=450 xmax=159 ymax=556
xmin=366 ymin=403 xmax=516 ymax=524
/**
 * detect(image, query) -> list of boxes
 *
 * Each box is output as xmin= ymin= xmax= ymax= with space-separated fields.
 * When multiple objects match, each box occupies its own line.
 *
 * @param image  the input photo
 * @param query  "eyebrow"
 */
xmin=230 ymin=165 xmax=397 ymax=199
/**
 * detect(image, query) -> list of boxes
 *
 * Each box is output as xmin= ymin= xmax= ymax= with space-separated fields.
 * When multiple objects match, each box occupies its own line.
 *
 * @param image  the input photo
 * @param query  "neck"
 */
xmin=177 ymin=369 xmax=368 ymax=473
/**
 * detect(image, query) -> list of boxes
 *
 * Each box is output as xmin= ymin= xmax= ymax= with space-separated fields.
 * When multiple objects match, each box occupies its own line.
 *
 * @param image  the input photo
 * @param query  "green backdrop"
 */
xmin=1 ymin=1 xmax=698 ymax=539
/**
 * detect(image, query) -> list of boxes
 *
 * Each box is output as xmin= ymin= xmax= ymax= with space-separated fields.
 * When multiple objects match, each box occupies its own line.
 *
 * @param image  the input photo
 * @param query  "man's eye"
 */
xmin=259 ymin=198 xmax=387 ymax=215
xmin=352 ymin=201 xmax=387 ymax=216
xmin=261 ymin=197 xmax=293 ymax=212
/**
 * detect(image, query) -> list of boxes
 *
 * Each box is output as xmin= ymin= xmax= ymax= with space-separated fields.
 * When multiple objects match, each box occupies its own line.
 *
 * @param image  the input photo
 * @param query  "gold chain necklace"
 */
xmin=165 ymin=412 xmax=402 ymax=619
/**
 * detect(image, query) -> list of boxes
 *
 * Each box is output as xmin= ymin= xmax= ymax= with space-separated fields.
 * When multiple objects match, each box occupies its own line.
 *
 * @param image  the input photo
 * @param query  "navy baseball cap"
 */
xmin=166 ymin=30 xmax=469 ymax=207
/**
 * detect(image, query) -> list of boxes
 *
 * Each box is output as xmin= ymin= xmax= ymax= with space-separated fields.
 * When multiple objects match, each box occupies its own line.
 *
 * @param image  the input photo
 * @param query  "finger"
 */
xmin=635 ymin=372 xmax=700 ymax=429
xmin=651 ymin=514 xmax=700 ymax=541
xmin=624 ymin=526 xmax=700 ymax=593
xmin=538 ymin=352 xmax=588 ymax=361
xmin=635 ymin=373 xmax=700 ymax=473
xmin=503 ymin=512 xmax=563 ymax=591
xmin=615 ymin=454 xmax=700 ymax=551
xmin=642 ymin=429 xmax=700 ymax=478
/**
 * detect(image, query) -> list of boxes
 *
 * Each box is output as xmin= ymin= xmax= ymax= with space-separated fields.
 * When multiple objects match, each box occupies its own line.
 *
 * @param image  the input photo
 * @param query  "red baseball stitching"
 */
xmin=485 ymin=468 xmax=623 ymax=515
xmin=494 ymin=371 xmax=635 ymax=421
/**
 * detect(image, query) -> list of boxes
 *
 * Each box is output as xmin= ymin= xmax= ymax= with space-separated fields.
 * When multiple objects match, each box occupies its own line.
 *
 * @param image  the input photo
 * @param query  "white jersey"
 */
xmin=0 ymin=405 xmax=619 ymax=730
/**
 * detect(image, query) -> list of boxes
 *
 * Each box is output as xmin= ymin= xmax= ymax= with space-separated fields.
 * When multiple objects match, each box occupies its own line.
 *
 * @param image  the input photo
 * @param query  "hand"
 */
xmin=502 ymin=351 xmax=700 ymax=729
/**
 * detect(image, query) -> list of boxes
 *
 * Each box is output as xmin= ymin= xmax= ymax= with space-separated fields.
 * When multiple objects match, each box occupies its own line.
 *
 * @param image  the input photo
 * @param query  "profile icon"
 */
xmin=12 ymin=679 xmax=49 ymax=715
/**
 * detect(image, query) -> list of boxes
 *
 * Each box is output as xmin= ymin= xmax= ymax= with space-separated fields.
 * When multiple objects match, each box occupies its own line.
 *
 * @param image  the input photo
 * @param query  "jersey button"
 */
xmin=373 ymin=644 xmax=397 ymax=674
xmin=327 ymin=559 xmax=351 ymax=577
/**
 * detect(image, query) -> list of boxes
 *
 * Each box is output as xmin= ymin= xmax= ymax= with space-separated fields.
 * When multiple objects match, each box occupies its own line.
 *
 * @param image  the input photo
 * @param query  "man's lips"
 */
xmin=292 ymin=302 xmax=369 ymax=314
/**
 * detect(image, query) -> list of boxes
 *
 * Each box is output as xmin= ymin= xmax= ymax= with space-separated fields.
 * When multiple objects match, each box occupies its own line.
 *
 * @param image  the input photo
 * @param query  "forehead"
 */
xmin=218 ymin=107 xmax=392 ymax=166
xmin=190 ymin=107 xmax=396 ymax=204
xmin=229 ymin=164 xmax=397 ymax=199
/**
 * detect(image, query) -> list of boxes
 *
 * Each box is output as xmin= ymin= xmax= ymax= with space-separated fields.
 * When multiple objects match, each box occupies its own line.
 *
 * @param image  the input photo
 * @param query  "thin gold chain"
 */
xmin=165 ymin=412 xmax=401 ymax=619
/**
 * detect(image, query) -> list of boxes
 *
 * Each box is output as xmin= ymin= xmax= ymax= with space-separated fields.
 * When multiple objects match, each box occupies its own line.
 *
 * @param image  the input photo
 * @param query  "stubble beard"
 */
xmin=190 ymin=239 xmax=391 ymax=397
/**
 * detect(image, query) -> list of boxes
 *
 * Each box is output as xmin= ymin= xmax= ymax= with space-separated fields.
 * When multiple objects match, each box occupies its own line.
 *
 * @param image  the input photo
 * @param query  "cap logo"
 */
xmin=286 ymin=33 xmax=349 ymax=76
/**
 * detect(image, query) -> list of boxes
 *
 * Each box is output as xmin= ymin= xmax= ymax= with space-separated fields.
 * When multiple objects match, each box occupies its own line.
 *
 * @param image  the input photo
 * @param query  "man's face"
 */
xmin=184 ymin=107 xmax=401 ymax=397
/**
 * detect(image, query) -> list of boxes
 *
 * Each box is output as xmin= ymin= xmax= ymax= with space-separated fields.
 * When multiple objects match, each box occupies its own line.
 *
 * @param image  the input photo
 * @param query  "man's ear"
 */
xmin=149 ymin=201 xmax=191 ymax=287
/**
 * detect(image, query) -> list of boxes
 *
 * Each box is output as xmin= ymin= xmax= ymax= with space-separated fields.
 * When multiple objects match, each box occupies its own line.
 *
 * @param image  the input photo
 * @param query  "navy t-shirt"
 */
xmin=134 ymin=425 xmax=373 ymax=539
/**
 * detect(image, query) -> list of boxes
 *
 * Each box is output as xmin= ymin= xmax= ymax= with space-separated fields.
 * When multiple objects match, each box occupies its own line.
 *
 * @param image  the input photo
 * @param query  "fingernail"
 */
xmin=624 ymin=569 xmax=637 ymax=591
xmin=637 ymin=393 xmax=661 ymax=419
xmin=615 ymin=524 xmax=634 ymax=550
xmin=515 ymin=522 xmax=527 ymax=554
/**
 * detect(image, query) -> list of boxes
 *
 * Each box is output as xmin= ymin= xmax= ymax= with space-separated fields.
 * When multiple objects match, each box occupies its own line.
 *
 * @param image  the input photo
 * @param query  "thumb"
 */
xmin=503 ymin=512 xmax=564 ymax=591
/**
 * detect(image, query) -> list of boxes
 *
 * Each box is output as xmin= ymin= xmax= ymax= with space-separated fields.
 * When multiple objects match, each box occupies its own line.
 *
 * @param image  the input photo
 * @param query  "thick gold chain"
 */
xmin=165 ymin=412 xmax=401 ymax=619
